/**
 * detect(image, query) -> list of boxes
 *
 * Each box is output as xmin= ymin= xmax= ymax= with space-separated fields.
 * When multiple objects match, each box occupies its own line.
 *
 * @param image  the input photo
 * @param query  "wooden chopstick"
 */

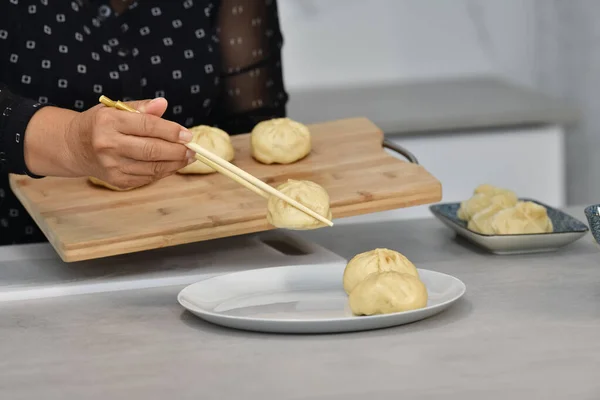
xmin=99 ymin=95 xmax=140 ymax=114
xmin=194 ymin=154 xmax=268 ymax=199
xmin=185 ymin=141 xmax=333 ymax=227
xmin=98 ymin=95 xmax=333 ymax=227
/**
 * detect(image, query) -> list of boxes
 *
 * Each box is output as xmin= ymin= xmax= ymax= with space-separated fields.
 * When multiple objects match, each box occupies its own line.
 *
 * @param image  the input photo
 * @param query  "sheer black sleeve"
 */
xmin=0 ymin=85 xmax=48 ymax=177
xmin=214 ymin=0 xmax=289 ymax=134
xmin=0 ymin=10 xmax=47 ymax=178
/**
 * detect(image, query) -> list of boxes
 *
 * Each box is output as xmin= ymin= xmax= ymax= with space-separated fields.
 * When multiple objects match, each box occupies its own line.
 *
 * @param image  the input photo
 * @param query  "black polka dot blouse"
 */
xmin=0 ymin=0 xmax=288 ymax=246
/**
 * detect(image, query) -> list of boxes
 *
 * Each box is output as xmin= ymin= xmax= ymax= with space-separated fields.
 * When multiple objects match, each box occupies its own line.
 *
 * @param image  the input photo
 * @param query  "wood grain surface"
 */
xmin=10 ymin=117 xmax=442 ymax=261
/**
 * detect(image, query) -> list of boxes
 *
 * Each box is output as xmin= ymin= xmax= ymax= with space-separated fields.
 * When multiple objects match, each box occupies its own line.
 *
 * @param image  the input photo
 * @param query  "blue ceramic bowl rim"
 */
xmin=583 ymin=204 xmax=600 ymax=245
xmin=584 ymin=204 xmax=600 ymax=215
xmin=430 ymin=198 xmax=589 ymax=238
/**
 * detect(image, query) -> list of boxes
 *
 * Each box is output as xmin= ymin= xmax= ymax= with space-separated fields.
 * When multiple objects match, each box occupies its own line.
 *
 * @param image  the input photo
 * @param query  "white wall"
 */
xmin=278 ymin=0 xmax=538 ymax=91
xmin=278 ymin=1 xmax=600 ymax=207
xmin=469 ymin=0 xmax=537 ymax=88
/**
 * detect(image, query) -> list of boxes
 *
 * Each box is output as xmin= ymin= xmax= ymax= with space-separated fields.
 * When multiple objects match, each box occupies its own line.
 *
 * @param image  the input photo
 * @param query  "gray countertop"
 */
xmin=287 ymin=76 xmax=579 ymax=135
xmin=1 ymin=206 xmax=599 ymax=400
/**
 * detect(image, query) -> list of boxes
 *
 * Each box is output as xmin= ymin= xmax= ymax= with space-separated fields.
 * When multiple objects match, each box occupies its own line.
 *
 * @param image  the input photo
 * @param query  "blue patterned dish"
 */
xmin=430 ymin=199 xmax=589 ymax=254
xmin=584 ymin=205 xmax=600 ymax=245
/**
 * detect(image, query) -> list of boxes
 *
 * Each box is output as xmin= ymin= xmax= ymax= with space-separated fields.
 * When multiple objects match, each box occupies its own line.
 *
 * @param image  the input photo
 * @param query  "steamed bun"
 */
xmin=342 ymin=248 xmax=419 ymax=294
xmin=457 ymin=193 xmax=493 ymax=221
xmin=490 ymin=201 xmax=553 ymax=234
xmin=463 ymin=191 xmax=520 ymax=230
xmin=251 ymin=118 xmax=311 ymax=164
xmin=88 ymin=176 xmax=142 ymax=191
xmin=458 ymin=184 xmax=554 ymax=235
xmin=467 ymin=202 xmax=507 ymax=234
xmin=348 ymin=271 xmax=428 ymax=316
xmin=457 ymin=185 xmax=518 ymax=221
xmin=474 ymin=184 xmax=515 ymax=197
xmin=178 ymin=125 xmax=234 ymax=174
xmin=266 ymin=179 xmax=332 ymax=230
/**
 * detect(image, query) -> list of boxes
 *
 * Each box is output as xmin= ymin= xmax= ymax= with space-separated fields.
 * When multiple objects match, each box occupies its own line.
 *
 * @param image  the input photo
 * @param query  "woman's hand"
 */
xmin=65 ymin=98 xmax=195 ymax=189
xmin=24 ymin=98 xmax=195 ymax=189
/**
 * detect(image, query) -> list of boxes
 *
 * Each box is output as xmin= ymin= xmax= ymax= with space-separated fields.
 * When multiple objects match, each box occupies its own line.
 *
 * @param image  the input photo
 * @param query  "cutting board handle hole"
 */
xmin=260 ymin=237 xmax=309 ymax=256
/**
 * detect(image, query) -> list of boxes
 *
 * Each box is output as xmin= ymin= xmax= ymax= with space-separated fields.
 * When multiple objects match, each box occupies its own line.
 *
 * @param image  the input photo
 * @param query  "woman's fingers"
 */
xmin=117 ymin=135 xmax=195 ymax=162
xmin=117 ymin=157 xmax=192 ymax=177
xmin=86 ymin=99 xmax=197 ymax=187
xmin=114 ymin=109 xmax=193 ymax=144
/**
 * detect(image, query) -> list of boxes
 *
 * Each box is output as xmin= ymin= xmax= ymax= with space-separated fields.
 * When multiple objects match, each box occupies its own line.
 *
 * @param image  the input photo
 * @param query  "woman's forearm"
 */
xmin=23 ymin=106 xmax=82 ymax=177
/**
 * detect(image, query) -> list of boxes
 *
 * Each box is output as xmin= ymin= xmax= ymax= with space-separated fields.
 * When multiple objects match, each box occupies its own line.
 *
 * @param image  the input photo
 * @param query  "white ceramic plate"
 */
xmin=177 ymin=264 xmax=466 ymax=334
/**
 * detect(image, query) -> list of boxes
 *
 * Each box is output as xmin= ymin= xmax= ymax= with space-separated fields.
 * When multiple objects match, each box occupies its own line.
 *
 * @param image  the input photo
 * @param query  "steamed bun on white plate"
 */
xmin=342 ymin=248 xmax=428 ymax=316
xmin=348 ymin=271 xmax=428 ymax=316
xmin=251 ymin=118 xmax=311 ymax=164
xmin=342 ymin=248 xmax=419 ymax=295
xmin=266 ymin=179 xmax=332 ymax=230
xmin=177 ymin=125 xmax=235 ymax=174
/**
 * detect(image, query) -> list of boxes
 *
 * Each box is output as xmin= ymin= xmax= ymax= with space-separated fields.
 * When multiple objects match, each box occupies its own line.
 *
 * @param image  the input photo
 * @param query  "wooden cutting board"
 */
xmin=10 ymin=117 xmax=442 ymax=262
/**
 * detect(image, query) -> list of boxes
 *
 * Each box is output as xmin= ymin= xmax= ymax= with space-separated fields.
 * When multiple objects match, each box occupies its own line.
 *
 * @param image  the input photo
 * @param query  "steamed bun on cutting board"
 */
xmin=342 ymin=248 xmax=428 ymax=316
xmin=251 ymin=118 xmax=311 ymax=164
xmin=342 ymin=248 xmax=419 ymax=294
xmin=178 ymin=125 xmax=234 ymax=174
xmin=266 ymin=179 xmax=332 ymax=230
xmin=88 ymin=176 xmax=142 ymax=191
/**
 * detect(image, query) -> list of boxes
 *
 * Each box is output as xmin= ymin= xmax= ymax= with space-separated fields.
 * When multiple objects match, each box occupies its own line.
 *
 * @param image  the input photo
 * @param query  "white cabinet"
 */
xmin=337 ymin=124 xmax=565 ymax=224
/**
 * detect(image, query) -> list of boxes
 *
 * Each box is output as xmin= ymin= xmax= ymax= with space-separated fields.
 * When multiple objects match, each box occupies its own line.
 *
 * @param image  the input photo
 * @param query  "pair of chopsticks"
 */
xmin=98 ymin=95 xmax=333 ymax=227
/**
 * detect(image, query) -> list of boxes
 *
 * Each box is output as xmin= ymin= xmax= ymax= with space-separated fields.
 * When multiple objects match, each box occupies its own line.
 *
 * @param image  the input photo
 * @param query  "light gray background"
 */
xmin=278 ymin=0 xmax=599 ymax=205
